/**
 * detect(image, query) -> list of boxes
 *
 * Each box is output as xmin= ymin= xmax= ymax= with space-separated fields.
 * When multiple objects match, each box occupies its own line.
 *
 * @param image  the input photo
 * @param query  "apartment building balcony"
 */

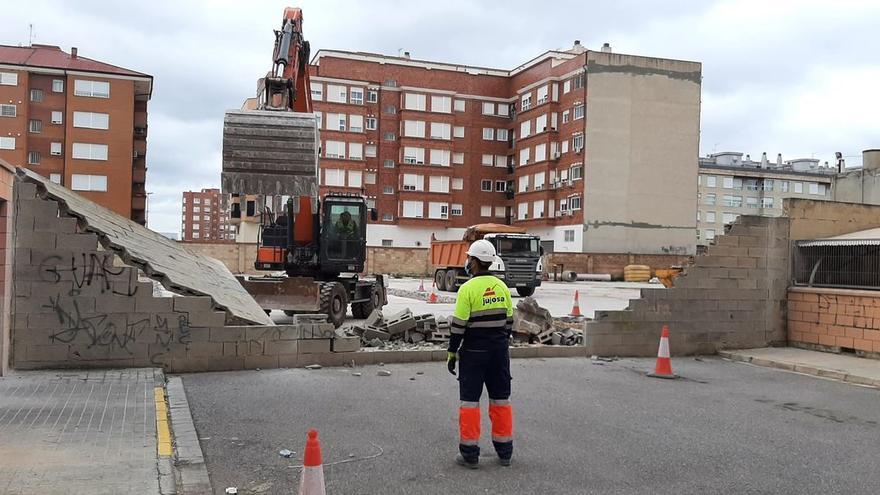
xmin=131 ymin=193 xmax=147 ymax=211
xmin=132 ymin=165 xmax=146 ymax=184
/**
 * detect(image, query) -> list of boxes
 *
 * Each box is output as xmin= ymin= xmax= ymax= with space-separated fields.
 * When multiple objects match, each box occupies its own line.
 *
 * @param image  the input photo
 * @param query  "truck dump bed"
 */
xmin=430 ymin=240 xmax=469 ymax=268
xmin=221 ymin=109 xmax=320 ymax=196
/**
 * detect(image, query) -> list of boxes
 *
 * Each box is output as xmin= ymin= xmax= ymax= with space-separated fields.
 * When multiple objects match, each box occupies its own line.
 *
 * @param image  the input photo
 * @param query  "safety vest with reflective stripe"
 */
xmin=451 ymin=274 xmax=514 ymax=349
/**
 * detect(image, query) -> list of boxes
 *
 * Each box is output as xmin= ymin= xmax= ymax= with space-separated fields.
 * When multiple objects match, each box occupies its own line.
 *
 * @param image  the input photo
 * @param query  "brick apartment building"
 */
xmin=309 ymin=42 xmax=701 ymax=254
xmin=0 ymin=44 xmax=152 ymax=224
xmin=181 ymin=188 xmax=233 ymax=242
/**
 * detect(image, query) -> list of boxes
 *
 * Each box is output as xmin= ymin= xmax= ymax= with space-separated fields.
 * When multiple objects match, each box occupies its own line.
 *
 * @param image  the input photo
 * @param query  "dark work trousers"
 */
xmin=458 ymin=346 xmax=513 ymax=462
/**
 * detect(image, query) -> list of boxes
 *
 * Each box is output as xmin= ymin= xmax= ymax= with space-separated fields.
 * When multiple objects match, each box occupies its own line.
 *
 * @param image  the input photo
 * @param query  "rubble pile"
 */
xmin=350 ymin=309 xmax=453 ymax=348
xmin=513 ymin=297 xmax=584 ymax=346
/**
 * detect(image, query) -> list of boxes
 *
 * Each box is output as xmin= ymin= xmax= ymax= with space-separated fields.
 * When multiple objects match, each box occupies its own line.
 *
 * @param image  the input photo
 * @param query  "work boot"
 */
xmin=455 ymin=454 xmax=479 ymax=469
xmin=498 ymin=457 xmax=511 ymax=467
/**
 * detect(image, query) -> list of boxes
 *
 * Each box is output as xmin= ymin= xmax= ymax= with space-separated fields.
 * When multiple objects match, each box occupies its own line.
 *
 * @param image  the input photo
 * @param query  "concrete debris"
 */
xmin=279 ymin=449 xmax=294 ymax=458
xmin=350 ymin=312 xmax=453 ymax=346
xmin=377 ymin=370 xmax=392 ymax=377
xmin=352 ymin=372 xmax=362 ymax=377
xmin=294 ymin=314 xmax=329 ymax=324
xmin=510 ymin=297 xmax=584 ymax=346
xmin=305 ymin=364 xmax=322 ymax=370
xmin=225 ymin=488 xmax=238 ymax=495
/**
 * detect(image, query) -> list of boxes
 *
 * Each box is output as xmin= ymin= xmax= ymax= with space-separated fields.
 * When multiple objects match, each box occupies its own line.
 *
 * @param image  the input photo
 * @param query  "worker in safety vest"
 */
xmin=447 ymin=239 xmax=514 ymax=468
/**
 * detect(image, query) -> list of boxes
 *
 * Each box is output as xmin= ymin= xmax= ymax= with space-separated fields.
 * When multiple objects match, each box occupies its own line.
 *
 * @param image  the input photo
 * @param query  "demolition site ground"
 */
xmin=181 ymin=356 xmax=880 ymax=495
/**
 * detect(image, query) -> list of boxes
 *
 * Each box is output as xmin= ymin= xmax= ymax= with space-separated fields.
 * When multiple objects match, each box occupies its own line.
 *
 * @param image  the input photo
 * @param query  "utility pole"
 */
xmin=28 ymin=23 xmax=34 ymax=46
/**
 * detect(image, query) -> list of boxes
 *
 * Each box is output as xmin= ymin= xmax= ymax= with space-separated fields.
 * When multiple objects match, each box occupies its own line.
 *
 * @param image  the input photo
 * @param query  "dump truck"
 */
xmin=430 ymin=224 xmax=543 ymax=296
xmin=221 ymin=7 xmax=386 ymax=327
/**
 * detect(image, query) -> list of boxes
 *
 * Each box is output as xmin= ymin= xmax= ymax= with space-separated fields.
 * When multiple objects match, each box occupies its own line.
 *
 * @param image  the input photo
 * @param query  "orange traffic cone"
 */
xmin=298 ymin=429 xmax=325 ymax=495
xmin=647 ymin=325 xmax=677 ymax=379
xmin=427 ymin=281 xmax=439 ymax=304
xmin=569 ymin=291 xmax=582 ymax=317
xmin=418 ymin=278 xmax=425 ymax=292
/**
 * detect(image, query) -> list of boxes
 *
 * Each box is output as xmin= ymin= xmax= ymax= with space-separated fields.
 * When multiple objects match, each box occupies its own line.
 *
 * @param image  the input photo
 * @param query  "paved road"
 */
xmin=181 ymin=358 xmax=880 ymax=495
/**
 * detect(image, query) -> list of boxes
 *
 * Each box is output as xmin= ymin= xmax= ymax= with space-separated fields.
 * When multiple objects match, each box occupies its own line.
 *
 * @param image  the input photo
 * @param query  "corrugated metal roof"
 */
xmin=798 ymin=228 xmax=880 ymax=247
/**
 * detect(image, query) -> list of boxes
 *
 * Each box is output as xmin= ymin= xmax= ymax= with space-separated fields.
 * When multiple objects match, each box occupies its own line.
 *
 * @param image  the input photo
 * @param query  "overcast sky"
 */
xmin=5 ymin=0 xmax=880 ymax=233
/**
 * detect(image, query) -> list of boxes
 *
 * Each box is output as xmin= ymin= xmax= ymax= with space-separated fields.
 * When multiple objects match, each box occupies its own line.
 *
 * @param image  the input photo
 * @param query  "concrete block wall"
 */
xmin=364 ymin=246 xmax=430 ymax=277
xmin=788 ymin=287 xmax=880 ymax=358
xmin=10 ymin=181 xmax=352 ymax=372
xmin=585 ymin=215 xmax=791 ymax=356
xmin=0 ymin=160 xmax=14 ymax=376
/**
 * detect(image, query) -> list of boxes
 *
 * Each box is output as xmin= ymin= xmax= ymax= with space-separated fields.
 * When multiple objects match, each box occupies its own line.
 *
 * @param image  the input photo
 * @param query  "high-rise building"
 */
xmin=309 ymin=42 xmax=701 ymax=254
xmin=181 ymin=188 xmax=233 ymax=242
xmin=0 ymin=44 xmax=152 ymax=224
xmin=697 ymin=152 xmax=836 ymax=245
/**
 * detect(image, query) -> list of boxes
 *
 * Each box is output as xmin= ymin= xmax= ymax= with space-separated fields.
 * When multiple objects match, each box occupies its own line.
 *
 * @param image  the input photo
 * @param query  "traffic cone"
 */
xmin=418 ymin=278 xmax=425 ymax=292
xmin=647 ymin=325 xmax=678 ymax=379
xmin=569 ymin=291 xmax=582 ymax=317
xmin=298 ymin=429 xmax=326 ymax=495
xmin=427 ymin=280 xmax=439 ymax=304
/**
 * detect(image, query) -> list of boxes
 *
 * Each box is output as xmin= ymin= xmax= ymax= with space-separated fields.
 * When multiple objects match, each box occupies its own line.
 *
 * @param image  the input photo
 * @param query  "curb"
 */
xmin=166 ymin=377 xmax=212 ymax=494
xmin=719 ymin=350 xmax=880 ymax=389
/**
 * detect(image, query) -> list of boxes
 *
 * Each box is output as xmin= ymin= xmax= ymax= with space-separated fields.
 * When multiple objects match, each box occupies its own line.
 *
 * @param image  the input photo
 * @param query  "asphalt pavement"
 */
xmin=180 ymin=357 xmax=880 ymax=495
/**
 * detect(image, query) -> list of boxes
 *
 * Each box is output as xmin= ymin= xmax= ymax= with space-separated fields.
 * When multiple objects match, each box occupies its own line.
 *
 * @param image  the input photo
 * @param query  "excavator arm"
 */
xmin=261 ymin=7 xmax=312 ymax=113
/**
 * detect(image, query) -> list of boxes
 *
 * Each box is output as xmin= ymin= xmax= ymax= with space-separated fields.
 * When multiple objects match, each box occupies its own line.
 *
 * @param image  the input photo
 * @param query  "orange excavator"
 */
xmin=221 ymin=7 xmax=386 ymax=327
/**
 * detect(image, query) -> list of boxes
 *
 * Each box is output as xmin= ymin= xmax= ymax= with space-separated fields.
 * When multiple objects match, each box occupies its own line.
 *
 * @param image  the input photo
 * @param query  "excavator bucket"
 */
xmin=221 ymin=109 xmax=320 ymax=197
xmin=235 ymin=275 xmax=321 ymax=313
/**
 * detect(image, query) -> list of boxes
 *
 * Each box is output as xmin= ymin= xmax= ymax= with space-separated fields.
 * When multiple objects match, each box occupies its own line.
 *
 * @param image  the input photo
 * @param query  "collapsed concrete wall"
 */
xmin=10 ymin=174 xmax=347 ymax=372
xmin=585 ymin=216 xmax=790 ymax=356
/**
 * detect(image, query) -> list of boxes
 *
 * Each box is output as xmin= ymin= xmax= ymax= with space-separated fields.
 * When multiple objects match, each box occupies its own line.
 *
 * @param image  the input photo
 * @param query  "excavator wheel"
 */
xmin=319 ymin=282 xmax=348 ymax=328
xmin=516 ymin=286 xmax=535 ymax=297
xmin=351 ymin=284 xmax=381 ymax=319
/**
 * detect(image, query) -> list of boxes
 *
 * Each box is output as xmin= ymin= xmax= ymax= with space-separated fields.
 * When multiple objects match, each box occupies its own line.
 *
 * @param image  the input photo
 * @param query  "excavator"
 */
xmin=221 ymin=7 xmax=386 ymax=327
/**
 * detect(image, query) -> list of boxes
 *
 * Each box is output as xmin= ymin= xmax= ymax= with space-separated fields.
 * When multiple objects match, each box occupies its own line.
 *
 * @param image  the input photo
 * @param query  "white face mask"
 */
xmin=464 ymin=257 xmax=472 ymax=275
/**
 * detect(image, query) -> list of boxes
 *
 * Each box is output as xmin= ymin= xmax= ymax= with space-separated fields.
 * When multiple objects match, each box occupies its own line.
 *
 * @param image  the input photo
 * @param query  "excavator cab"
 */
xmin=320 ymin=194 xmax=368 ymax=274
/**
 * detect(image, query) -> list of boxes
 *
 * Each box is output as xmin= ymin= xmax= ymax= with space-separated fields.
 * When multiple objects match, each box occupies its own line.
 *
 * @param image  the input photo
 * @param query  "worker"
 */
xmin=334 ymin=210 xmax=358 ymax=237
xmin=447 ymin=239 xmax=514 ymax=469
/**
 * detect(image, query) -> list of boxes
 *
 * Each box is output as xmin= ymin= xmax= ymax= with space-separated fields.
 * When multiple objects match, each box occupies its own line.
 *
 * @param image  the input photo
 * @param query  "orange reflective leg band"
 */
xmin=489 ymin=400 xmax=513 ymax=442
xmin=459 ymin=402 xmax=481 ymax=446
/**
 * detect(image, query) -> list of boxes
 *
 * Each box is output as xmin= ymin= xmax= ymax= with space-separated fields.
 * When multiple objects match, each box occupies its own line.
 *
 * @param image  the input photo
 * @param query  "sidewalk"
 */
xmin=720 ymin=347 xmax=880 ymax=388
xmin=0 ymin=368 xmax=166 ymax=494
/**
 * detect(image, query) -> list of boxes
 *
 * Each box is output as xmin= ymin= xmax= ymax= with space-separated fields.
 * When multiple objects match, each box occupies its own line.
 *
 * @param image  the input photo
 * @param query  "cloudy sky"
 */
xmin=5 ymin=0 xmax=880 ymax=233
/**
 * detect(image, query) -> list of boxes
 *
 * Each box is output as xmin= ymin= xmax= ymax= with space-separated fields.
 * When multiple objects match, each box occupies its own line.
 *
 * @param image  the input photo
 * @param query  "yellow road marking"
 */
xmin=154 ymin=387 xmax=173 ymax=457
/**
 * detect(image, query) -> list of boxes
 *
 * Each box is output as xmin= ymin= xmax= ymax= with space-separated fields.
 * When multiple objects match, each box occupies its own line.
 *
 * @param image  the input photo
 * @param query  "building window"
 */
xmin=367 ymin=90 xmax=378 ymax=103
xmin=572 ymin=73 xmax=585 ymax=89
xmin=365 ymin=172 xmax=377 ymax=184
xmin=809 ymin=183 xmax=826 ymax=195
xmin=73 ymin=80 xmax=110 ymax=98
xmin=451 ymin=204 xmax=463 ymax=216
xmin=30 ymin=89 xmax=43 ymax=102
xmin=366 ymin=117 xmax=377 ymax=130
xmin=569 ymin=195 xmax=582 ymax=210
xmin=723 ymin=213 xmax=739 ymax=224
xmin=495 ymin=180 xmax=506 ymax=192
xmin=429 ymin=176 xmax=450 ymax=193
xmin=746 ymin=197 xmax=758 ymax=209
xmin=722 ymin=195 xmax=743 ymax=207
xmin=349 ymin=114 xmax=363 ymax=132
xmin=27 ymin=151 xmax=40 ymax=165
xmin=519 ymin=148 xmax=530 ymax=166
xmin=73 ymin=111 xmax=110 ymax=129
xmin=324 ymin=169 xmax=345 ymax=187
xmin=496 ymin=129 xmax=508 ymax=141
xmin=71 ymin=143 xmax=108 ymax=160
xmin=382 ymin=213 xmax=393 ymax=221
xmin=310 ymin=82 xmax=323 ymax=100
xmin=431 ymin=95 xmax=452 ymax=113
xmin=428 ymin=202 xmax=448 ymax=219
xmin=0 ymin=104 xmax=16 ymax=117
xmin=534 ymin=143 xmax=547 ymax=162
xmin=0 ymin=137 xmax=15 ymax=150
xmin=327 ymin=112 xmax=346 ymax=131
xmin=193 ymin=206 xmax=201 ymax=213
xmin=350 ymin=88 xmax=364 ymax=105
xmin=562 ymin=110 xmax=570 ymax=124
xmin=50 ymin=142 xmax=62 ymax=155
xmin=793 ymin=182 xmax=803 ymax=193
xmin=572 ymin=134 xmax=584 ymax=151
xmin=564 ymin=230 xmax=575 ymax=242
xmin=454 ymin=99 xmax=465 ymax=112
xmin=404 ymin=93 xmax=427 ymax=111
xmin=573 ymin=104 xmax=585 ymax=120
xmin=327 ymin=84 xmax=347 ymax=103
xmin=383 ymin=132 xmax=396 ymax=141
xmin=70 ymin=174 xmax=108 ymax=191
xmin=365 ymin=144 xmax=377 ymax=158
xmin=482 ymin=102 xmax=495 ymax=115
xmin=429 ymin=149 xmax=450 ymax=166
xmin=480 ymin=205 xmax=492 ymax=217
xmin=349 ymin=142 xmax=364 ymax=160
xmin=0 ymin=72 xmax=18 ymax=85
xmin=381 ymin=239 xmax=393 ymax=247
xmin=403 ymin=146 xmax=425 ymax=164
xmin=52 ymin=79 xmax=64 ymax=92
xmin=495 ymin=155 xmax=507 ymax=168
xmin=453 ymin=126 xmax=465 ymax=138
xmin=521 ymin=93 xmax=532 ymax=111
xmin=705 ymin=229 xmax=715 ymax=241
xmin=570 ymin=165 xmax=583 ymax=180
xmin=482 ymin=128 xmax=494 ymax=141
xmin=763 ymin=179 xmax=774 ymax=191
xmin=481 ymin=179 xmax=492 ymax=192
xmin=704 ymin=211 xmax=715 ymax=223
xmin=520 ymin=120 xmax=531 ymax=138
xmin=762 ymin=197 xmax=774 ymax=208
xmin=384 ymin=159 xmax=395 ymax=168
xmin=383 ymin=186 xmax=394 ymax=194
xmin=49 ymin=173 xmax=61 ymax=184
xmin=453 ymin=152 xmax=464 ymax=165
xmin=348 ymin=170 xmax=363 ymax=187
xmin=563 ymin=80 xmax=571 ymax=94
xmin=452 ymin=178 xmax=464 ymax=190
xmin=430 ymin=122 xmax=451 ymax=140
xmin=705 ymin=193 xmax=716 ymax=206
xmin=50 ymin=111 xmax=63 ymax=124
xmin=705 ymin=176 xmax=716 ymax=187
xmin=518 ymin=175 xmax=529 ymax=192
xmin=402 ymin=201 xmax=423 ymax=218
xmin=29 ymin=120 xmax=42 ymax=133
xmin=384 ymin=105 xmax=397 ymax=114
xmin=536 ymin=85 xmax=549 ymax=105
xmin=403 ymin=174 xmax=424 ymax=191
xmin=324 ymin=140 xmax=345 ymax=159
xmin=194 ymin=198 xmax=201 ymax=204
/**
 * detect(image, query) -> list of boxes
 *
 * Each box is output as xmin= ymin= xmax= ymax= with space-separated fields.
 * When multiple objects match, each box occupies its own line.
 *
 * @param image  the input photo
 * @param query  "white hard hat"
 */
xmin=466 ymin=239 xmax=496 ymax=263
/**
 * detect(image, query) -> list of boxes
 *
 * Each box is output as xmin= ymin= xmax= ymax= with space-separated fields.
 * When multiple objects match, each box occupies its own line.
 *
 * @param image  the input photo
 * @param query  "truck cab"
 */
xmin=483 ymin=233 xmax=543 ymax=296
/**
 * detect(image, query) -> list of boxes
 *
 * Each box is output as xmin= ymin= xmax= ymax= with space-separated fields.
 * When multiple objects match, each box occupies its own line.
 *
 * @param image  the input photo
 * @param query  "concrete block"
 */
xmin=272 ymin=325 xmax=307 ymax=341
xmin=186 ymin=342 xmax=224 ymax=358
xmin=103 ymin=294 xmax=137 ymax=313
xmin=362 ymin=327 xmax=390 ymax=341
xmin=277 ymin=353 xmax=300 ymax=368
xmin=134 ymin=295 xmax=172 ymax=315
xmin=15 ymin=182 xmax=38 ymax=200
xmin=332 ymin=336 xmax=361 ymax=353
xmin=26 ymin=344 xmax=70 ymax=362
xmin=265 ymin=341 xmax=299 ymax=355
xmin=382 ymin=309 xmax=416 ymax=335
xmin=56 ymin=232 xmax=100 ymax=252
xmin=188 ymin=311 xmax=227 ymax=328
xmin=292 ymin=314 xmax=328 ymax=324
xmin=365 ymin=309 xmax=383 ymax=327
xmin=245 ymin=325 xmax=275 ymax=341
xmin=298 ymin=339 xmax=331 ymax=354
xmin=173 ymin=296 xmax=213 ymax=313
